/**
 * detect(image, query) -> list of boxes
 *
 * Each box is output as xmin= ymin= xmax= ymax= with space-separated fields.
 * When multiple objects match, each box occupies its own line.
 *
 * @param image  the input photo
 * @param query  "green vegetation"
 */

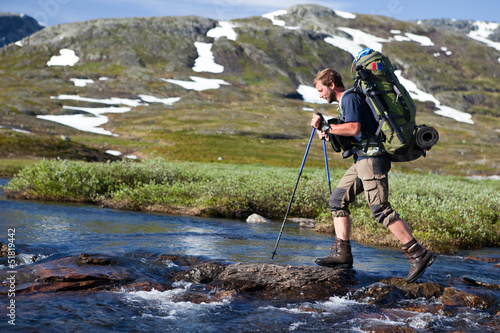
xmin=3 ymin=158 xmax=498 ymax=254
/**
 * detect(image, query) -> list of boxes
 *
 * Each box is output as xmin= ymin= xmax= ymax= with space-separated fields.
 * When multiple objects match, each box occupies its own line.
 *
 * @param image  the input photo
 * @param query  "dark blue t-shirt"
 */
xmin=340 ymin=90 xmax=377 ymax=144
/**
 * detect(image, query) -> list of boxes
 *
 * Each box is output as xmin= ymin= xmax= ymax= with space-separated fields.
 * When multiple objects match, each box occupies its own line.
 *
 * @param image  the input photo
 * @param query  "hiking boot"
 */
xmin=404 ymin=243 xmax=436 ymax=283
xmin=315 ymin=238 xmax=353 ymax=268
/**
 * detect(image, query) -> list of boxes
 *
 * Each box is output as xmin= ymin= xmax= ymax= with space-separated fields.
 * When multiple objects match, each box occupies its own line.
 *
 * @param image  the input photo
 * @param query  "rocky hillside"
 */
xmin=0 ymin=5 xmax=498 ymax=176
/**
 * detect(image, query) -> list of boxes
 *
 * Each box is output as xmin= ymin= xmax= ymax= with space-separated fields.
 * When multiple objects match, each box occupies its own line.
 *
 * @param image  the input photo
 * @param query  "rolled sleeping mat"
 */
xmin=416 ymin=125 xmax=439 ymax=150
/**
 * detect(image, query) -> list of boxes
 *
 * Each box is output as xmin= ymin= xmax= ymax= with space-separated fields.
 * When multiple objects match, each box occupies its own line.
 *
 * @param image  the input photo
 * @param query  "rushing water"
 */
xmin=0 ymin=179 xmax=498 ymax=332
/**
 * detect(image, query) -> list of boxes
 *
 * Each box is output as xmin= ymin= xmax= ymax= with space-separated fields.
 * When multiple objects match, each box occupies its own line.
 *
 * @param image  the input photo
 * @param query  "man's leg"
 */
xmin=358 ymin=156 xmax=436 ymax=283
xmin=387 ymin=218 xmax=436 ymax=283
xmin=334 ymin=216 xmax=351 ymax=240
xmin=315 ymin=164 xmax=361 ymax=268
xmin=387 ymin=218 xmax=413 ymax=244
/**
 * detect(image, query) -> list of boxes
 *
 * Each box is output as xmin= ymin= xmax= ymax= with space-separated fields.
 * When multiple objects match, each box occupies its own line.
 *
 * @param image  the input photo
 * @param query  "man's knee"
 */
xmin=329 ymin=187 xmax=347 ymax=211
xmin=369 ymin=204 xmax=399 ymax=226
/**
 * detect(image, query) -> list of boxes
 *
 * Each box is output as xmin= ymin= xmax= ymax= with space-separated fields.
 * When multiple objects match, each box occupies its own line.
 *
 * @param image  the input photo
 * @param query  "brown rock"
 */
xmin=174 ymin=261 xmax=226 ymax=283
xmin=210 ymin=262 xmax=356 ymax=300
xmin=441 ymin=287 xmax=497 ymax=311
xmin=1 ymin=254 xmax=134 ymax=294
xmin=380 ymin=278 xmax=445 ymax=299
xmin=352 ymin=282 xmax=406 ymax=305
xmin=156 ymin=254 xmax=207 ymax=267
xmin=77 ymin=253 xmax=116 ymax=265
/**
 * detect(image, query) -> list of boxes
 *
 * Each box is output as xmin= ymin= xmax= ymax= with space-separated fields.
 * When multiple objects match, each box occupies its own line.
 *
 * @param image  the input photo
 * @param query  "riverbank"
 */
xmin=2 ymin=158 xmax=499 ymax=254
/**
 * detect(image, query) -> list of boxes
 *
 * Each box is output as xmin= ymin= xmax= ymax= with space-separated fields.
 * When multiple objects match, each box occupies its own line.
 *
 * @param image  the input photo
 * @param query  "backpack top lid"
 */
xmin=355 ymin=48 xmax=374 ymax=63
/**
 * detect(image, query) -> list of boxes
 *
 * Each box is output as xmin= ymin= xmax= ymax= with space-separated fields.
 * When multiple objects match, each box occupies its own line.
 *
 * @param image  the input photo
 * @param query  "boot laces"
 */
xmin=329 ymin=242 xmax=339 ymax=254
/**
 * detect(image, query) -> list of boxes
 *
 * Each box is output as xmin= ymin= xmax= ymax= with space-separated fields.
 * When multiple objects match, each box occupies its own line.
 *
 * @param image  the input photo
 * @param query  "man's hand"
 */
xmin=310 ymin=113 xmax=323 ymax=129
xmin=311 ymin=113 xmax=329 ymax=140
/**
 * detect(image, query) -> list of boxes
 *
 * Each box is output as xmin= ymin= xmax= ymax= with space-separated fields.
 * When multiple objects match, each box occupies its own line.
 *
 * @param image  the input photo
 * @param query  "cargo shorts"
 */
xmin=329 ymin=155 xmax=399 ymax=227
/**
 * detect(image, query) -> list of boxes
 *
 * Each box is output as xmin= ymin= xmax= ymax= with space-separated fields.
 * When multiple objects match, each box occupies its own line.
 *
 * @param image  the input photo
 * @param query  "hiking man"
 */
xmin=310 ymin=68 xmax=435 ymax=283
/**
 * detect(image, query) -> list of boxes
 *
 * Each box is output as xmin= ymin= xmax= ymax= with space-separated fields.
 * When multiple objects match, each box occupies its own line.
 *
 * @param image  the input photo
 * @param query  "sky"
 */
xmin=2 ymin=0 xmax=500 ymax=27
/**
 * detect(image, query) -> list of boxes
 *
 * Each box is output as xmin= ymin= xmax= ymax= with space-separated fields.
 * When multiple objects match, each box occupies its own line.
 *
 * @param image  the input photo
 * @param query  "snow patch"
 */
xmin=163 ymin=76 xmax=230 ymax=91
xmin=37 ymin=113 xmax=114 ymax=136
xmin=468 ymin=21 xmax=500 ymax=51
xmin=262 ymin=10 xmax=287 ymax=27
xmin=392 ymin=32 xmax=434 ymax=46
xmin=297 ymin=85 xmax=328 ymax=104
xmin=193 ymin=42 xmax=224 ymax=73
xmin=207 ymin=21 xmax=237 ymax=41
xmin=335 ymin=10 xmax=356 ymax=19
xmin=262 ymin=10 xmax=299 ymax=30
xmin=138 ymin=95 xmax=180 ymax=106
xmin=50 ymin=95 xmax=145 ymax=107
xmin=70 ymin=78 xmax=94 ymax=87
xmin=395 ymin=70 xmax=474 ymax=124
xmin=47 ymin=49 xmax=79 ymax=66
xmin=325 ymin=27 xmax=388 ymax=56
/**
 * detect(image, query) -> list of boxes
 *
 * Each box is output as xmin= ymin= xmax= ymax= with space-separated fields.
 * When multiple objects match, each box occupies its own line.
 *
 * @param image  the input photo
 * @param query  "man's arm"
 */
xmin=310 ymin=113 xmax=361 ymax=137
xmin=326 ymin=122 xmax=361 ymax=136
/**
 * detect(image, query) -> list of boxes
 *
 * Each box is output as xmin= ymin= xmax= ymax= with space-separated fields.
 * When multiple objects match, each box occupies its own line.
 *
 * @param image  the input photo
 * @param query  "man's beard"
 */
xmin=326 ymin=93 xmax=336 ymax=104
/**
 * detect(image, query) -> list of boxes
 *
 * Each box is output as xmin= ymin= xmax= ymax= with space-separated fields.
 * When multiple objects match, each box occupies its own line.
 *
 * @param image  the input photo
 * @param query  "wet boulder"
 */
xmin=352 ymin=279 xmax=445 ymax=306
xmin=174 ymin=261 xmax=226 ymax=283
xmin=380 ymin=278 xmax=445 ymax=299
xmin=440 ymin=287 xmax=498 ymax=312
xmin=11 ymin=254 xmax=134 ymax=294
xmin=351 ymin=282 xmax=407 ymax=305
xmin=208 ymin=262 xmax=357 ymax=301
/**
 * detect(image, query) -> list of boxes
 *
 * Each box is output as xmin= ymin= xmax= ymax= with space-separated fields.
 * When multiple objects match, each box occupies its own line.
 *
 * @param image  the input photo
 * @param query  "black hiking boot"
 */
xmin=404 ymin=243 xmax=436 ymax=283
xmin=315 ymin=238 xmax=353 ymax=268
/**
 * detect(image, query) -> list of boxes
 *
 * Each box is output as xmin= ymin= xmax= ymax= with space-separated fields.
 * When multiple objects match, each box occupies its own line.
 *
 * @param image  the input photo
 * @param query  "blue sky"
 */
xmin=3 ymin=0 xmax=499 ymax=26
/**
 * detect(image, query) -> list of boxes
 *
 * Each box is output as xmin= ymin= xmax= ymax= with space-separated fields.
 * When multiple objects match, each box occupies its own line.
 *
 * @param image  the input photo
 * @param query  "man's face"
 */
xmin=315 ymin=82 xmax=336 ymax=104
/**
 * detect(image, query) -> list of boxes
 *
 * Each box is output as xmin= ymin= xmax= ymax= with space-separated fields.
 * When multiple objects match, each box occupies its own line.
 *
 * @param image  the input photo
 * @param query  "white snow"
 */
xmin=335 ymin=10 xmax=356 ymax=19
xmin=395 ymin=70 xmax=474 ymax=124
xmin=138 ymin=95 xmax=181 ymax=105
xmin=392 ymin=32 xmax=434 ymax=46
xmin=106 ymin=150 xmax=122 ymax=156
xmin=50 ymin=95 xmax=146 ymax=107
xmin=163 ymin=76 xmax=230 ymax=91
xmin=37 ymin=113 xmax=114 ymax=136
xmin=193 ymin=42 xmax=224 ymax=73
xmin=15 ymin=40 xmax=23 ymax=47
xmin=207 ymin=21 xmax=237 ymax=41
xmin=0 ymin=126 xmax=31 ymax=134
xmin=325 ymin=27 xmax=389 ymax=56
xmin=47 ymin=49 xmax=79 ymax=66
xmin=37 ymin=105 xmax=134 ymax=136
xmin=262 ymin=10 xmax=287 ymax=27
xmin=62 ymin=105 xmax=132 ymax=115
xmin=70 ymin=78 xmax=94 ymax=87
xmin=468 ymin=21 xmax=500 ymax=51
xmin=12 ymin=128 xmax=31 ymax=134
xmin=262 ymin=10 xmax=299 ymax=30
xmin=297 ymin=85 xmax=328 ymax=104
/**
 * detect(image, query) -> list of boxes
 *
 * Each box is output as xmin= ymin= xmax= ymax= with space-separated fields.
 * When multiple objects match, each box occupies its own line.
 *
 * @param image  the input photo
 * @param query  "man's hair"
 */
xmin=314 ymin=68 xmax=345 ymax=88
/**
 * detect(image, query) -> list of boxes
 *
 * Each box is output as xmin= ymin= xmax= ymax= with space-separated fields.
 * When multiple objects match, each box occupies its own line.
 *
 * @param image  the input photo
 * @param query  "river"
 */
xmin=0 ymin=179 xmax=498 ymax=332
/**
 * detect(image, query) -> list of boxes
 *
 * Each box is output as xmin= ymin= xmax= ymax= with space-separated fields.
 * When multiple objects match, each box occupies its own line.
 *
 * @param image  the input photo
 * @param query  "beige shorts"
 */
xmin=329 ymin=155 xmax=399 ymax=227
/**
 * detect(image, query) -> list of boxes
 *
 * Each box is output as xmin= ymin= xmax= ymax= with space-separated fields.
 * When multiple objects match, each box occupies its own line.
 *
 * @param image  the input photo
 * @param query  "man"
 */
xmin=310 ymin=68 xmax=435 ymax=283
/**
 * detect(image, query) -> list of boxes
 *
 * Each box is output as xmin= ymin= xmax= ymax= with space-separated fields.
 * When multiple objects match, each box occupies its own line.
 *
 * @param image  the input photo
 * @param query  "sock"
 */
xmin=336 ymin=237 xmax=350 ymax=244
xmin=402 ymin=238 xmax=417 ymax=251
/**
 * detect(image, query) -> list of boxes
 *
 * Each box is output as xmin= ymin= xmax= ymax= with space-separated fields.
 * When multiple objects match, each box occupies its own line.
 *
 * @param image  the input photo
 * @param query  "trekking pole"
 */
xmin=271 ymin=127 xmax=316 ymax=259
xmin=322 ymin=139 xmax=332 ymax=195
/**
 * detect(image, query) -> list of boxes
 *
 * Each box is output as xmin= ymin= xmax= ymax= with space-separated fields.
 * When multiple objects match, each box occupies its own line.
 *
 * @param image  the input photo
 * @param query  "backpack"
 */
xmin=351 ymin=48 xmax=439 ymax=162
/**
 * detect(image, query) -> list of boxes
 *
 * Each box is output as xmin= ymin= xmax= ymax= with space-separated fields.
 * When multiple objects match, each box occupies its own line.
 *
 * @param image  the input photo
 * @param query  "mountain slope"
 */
xmin=0 ymin=5 xmax=498 ymax=176
xmin=0 ymin=13 xmax=43 ymax=47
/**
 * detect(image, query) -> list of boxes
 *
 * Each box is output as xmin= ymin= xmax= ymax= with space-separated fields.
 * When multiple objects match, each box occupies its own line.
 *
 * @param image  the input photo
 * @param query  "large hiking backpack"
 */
xmin=351 ymin=48 xmax=438 ymax=162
